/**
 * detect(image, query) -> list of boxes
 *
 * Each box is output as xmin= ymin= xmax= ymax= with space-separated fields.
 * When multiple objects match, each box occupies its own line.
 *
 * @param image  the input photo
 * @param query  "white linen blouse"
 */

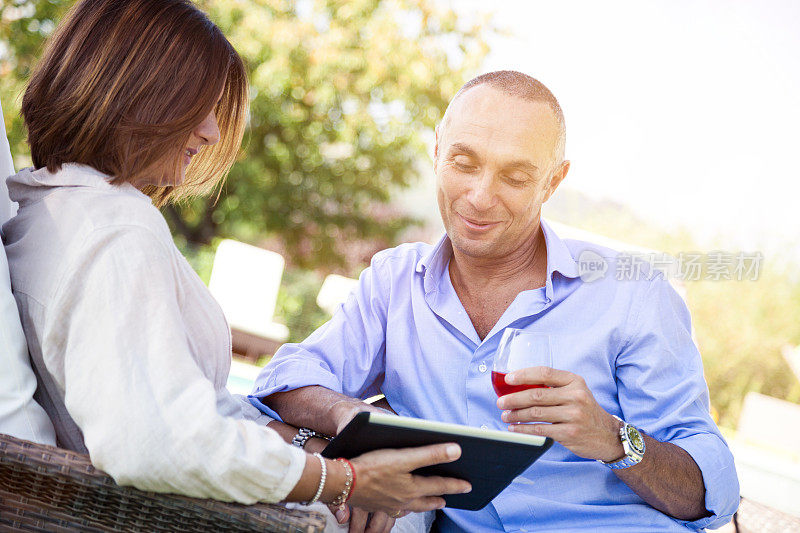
xmin=2 ymin=163 xmax=305 ymax=504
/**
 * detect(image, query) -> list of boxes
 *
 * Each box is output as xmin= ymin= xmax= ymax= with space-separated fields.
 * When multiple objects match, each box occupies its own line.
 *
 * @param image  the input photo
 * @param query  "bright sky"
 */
xmin=441 ymin=0 xmax=800 ymax=263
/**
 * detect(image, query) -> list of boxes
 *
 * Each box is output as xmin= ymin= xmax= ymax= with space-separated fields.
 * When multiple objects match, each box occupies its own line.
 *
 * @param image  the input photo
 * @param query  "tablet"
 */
xmin=322 ymin=412 xmax=553 ymax=510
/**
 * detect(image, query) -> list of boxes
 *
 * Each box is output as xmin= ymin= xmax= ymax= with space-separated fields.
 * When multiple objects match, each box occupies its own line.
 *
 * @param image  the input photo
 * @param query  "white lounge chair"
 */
xmin=782 ymin=344 xmax=800 ymax=384
xmin=729 ymin=392 xmax=800 ymax=519
xmin=316 ymin=273 xmax=359 ymax=316
xmin=209 ymin=239 xmax=290 ymax=360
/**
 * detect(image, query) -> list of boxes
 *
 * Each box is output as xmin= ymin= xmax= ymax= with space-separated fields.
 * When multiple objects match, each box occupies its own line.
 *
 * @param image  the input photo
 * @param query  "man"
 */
xmin=251 ymin=71 xmax=739 ymax=531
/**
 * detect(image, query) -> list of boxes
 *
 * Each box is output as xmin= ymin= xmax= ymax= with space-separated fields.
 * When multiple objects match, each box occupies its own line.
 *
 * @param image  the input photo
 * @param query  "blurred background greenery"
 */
xmin=2 ymin=0 xmax=798 ymax=430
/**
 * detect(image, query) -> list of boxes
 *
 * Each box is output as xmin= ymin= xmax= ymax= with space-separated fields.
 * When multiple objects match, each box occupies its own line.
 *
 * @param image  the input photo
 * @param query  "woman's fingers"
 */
xmin=363 ymin=512 xmax=391 ymax=533
xmin=404 ymin=496 xmax=447 ymax=513
xmin=394 ymin=443 xmax=462 ymax=471
xmin=348 ymin=506 xmax=369 ymax=533
xmin=332 ymin=503 xmax=350 ymax=524
xmin=412 ymin=474 xmax=471 ymax=497
xmin=349 ymin=443 xmax=469 ymax=513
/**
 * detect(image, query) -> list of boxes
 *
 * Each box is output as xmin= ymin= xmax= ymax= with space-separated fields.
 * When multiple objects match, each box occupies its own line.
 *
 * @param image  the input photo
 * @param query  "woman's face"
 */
xmin=177 ymin=109 xmax=220 ymax=184
xmin=135 ymin=107 xmax=221 ymax=190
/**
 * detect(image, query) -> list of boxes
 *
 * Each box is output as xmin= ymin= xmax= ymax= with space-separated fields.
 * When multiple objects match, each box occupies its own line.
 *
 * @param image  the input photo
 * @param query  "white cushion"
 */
xmin=316 ymin=274 xmax=358 ymax=316
xmin=208 ymin=239 xmax=289 ymax=342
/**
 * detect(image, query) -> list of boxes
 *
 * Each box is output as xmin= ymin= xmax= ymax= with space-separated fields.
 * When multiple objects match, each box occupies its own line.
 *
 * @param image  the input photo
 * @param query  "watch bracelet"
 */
xmin=598 ymin=415 xmax=644 ymax=469
xmin=292 ymin=427 xmax=332 ymax=448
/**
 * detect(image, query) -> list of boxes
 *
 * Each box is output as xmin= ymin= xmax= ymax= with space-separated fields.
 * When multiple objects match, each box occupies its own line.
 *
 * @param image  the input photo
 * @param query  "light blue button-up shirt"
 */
xmin=251 ymin=220 xmax=739 ymax=532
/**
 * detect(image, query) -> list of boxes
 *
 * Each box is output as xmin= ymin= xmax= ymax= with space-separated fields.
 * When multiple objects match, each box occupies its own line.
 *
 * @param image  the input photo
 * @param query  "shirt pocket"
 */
xmin=491 ymin=477 xmax=540 ymax=531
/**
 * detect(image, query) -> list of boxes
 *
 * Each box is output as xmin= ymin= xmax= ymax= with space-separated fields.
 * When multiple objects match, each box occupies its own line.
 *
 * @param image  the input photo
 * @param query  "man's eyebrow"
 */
xmin=447 ymin=142 xmax=479 ymax=158
xmin=447 ymin=142 xmax=540 ymax=175
xmin=506 ymin=160 xmax=539 ymax=174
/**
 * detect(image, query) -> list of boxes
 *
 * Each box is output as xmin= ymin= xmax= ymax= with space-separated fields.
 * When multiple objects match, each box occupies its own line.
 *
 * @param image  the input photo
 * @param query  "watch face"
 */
xmin=626 ymin=426 xmax=644 ymax=454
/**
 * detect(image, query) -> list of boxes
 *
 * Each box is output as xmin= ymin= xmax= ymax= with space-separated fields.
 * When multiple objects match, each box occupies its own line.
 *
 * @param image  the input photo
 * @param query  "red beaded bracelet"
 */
xmin=331 ymin=458 xmax=356 ymax=507
xmin=342 ymin=458 xmax=356 ymax=503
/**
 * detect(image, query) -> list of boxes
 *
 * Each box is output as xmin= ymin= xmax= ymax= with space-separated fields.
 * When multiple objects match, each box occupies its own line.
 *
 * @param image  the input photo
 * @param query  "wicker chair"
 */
xmin=733 ymin=497 xmax=800 ymax=533
xmin=0 ymin=433 xmax=325 ymax=532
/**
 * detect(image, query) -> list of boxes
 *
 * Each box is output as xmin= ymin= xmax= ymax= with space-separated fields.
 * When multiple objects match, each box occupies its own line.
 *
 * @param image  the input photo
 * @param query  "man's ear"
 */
xmin=543 ymin=160 xmax=570 ymax=203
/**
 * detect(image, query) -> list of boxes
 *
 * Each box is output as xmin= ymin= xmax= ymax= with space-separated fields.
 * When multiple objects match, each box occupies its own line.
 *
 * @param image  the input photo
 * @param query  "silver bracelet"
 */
xmin=302 ymin=452 xmax=326 ymax=505
xmin=292 ymin=428 xmax=315 ymax=448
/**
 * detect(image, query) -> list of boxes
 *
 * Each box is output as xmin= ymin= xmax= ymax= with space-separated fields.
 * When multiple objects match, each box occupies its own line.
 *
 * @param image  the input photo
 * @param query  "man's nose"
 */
xmin=465 ymin=172 xmax=498 ymax=211
xmin=196 ymin=111 xmax=221 ymax=146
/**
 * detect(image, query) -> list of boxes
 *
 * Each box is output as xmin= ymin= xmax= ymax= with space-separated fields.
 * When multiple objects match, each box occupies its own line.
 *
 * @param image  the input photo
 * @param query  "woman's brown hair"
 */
xmin=22 ymin=0 xmax=248 ymax=205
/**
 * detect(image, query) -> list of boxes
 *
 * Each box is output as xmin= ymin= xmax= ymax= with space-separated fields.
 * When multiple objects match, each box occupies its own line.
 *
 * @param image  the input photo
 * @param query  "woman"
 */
xmin=3 ymin=0 xmax=468 ymax=529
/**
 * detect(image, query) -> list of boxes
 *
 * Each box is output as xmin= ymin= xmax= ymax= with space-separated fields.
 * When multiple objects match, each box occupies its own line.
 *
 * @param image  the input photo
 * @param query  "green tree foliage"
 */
xmin=0 ymin=0 xmax=71 ymax=165
xmin=1 ymin=0 xmax=489 ymax=268
xmin=688 ymin=269 xmax=800 ymax=428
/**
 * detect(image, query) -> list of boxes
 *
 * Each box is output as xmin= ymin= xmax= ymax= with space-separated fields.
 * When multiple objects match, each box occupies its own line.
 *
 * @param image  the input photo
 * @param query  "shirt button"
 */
xmin=480 ymin=424 xmax=489 ymax=430
xmin=478 ymin=362 xmax=488 ymax=373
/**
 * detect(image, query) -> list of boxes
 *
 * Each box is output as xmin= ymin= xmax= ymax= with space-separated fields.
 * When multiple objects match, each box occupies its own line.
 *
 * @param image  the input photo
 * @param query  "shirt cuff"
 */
xmin=234 ymin=393 xmax=275 ymax=425
xmin=670 ymin=432 xmax=740 ymax=530
xmin=269 ymin=438 xmax=308 ymax=502
xmin=248 ymin=395 xmax=283 ymax=421
xmin=248 ymin=359 xmax=345 ymax=421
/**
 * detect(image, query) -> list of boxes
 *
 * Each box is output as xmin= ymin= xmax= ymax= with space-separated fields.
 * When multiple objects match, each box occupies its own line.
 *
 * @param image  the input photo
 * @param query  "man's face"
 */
xmin=435 ymin=85 xmax=568 ymax=260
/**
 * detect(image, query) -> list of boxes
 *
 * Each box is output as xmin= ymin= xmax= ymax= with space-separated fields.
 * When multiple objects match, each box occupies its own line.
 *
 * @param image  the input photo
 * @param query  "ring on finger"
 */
xmin=390 ymin=510 xmax=403 ymax=518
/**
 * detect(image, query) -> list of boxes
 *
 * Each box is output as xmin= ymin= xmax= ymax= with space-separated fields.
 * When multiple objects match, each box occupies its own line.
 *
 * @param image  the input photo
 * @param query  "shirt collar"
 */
xmin=541 ymin=218 xmax=580 ymax=281
xmin=415 ymin=218 xmax=581 ymax=298
xmin=7 ymin=163 xmax=149 ymax=206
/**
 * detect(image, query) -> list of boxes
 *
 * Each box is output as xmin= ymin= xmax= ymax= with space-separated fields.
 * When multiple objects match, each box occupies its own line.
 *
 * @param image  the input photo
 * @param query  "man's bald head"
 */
xmin=440 ymin=70 xmax=566 ymax=162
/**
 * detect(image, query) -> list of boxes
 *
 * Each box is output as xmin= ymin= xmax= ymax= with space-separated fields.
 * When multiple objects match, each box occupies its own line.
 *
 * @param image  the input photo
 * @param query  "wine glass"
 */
xmin=492 ymin=329 xmax=552 ymax=397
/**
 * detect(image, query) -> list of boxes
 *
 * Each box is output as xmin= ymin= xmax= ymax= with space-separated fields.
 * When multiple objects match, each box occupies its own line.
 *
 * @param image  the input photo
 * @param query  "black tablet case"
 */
xmin=322 ymin=412 xmax=553 ymax=510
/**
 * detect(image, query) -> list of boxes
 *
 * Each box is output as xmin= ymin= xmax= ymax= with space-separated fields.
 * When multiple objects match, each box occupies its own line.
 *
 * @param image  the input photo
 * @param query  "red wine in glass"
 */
xmin=491 ymin=371 xmax=548 ymax=397
xmin=492 ymin=329 xmax=552 ymax=397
